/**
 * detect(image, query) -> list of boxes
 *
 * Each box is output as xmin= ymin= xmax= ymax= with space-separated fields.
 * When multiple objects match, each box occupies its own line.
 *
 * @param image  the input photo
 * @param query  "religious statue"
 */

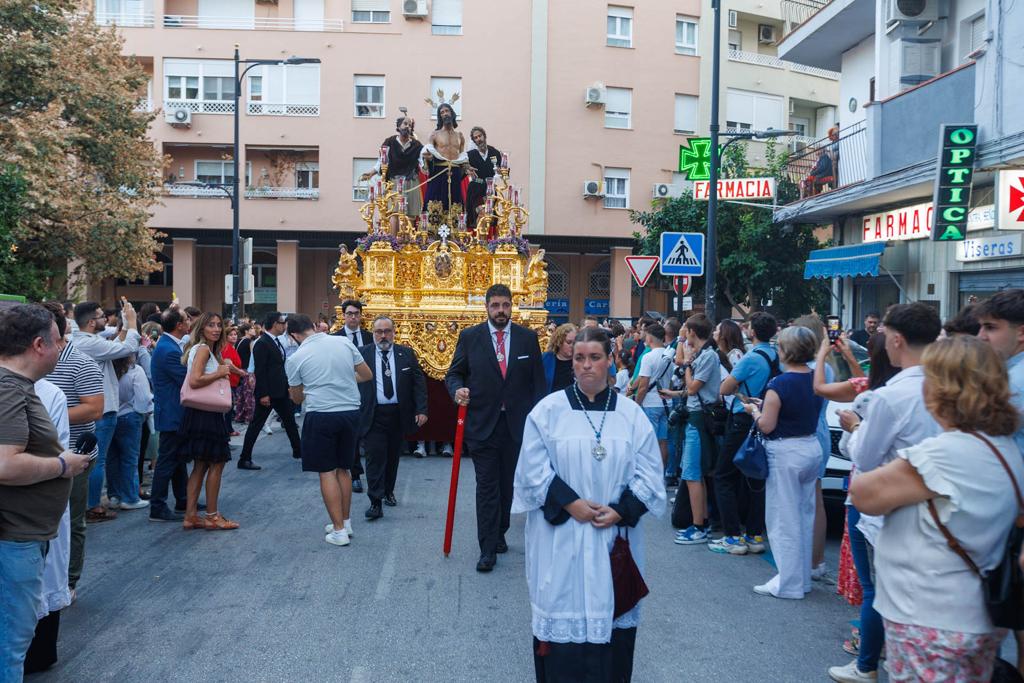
xmin=420 ymin=98 xmax=469 ymax=215
xmin=524 ymin=248 xmax=549 ymax=308
xmin=331 ymin=244 xmax=360 ymax=300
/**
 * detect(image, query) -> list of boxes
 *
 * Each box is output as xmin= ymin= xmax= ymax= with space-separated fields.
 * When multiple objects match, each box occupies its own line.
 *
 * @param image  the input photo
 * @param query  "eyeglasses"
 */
xmin=344 ymin=310 xmax=361 ymax=316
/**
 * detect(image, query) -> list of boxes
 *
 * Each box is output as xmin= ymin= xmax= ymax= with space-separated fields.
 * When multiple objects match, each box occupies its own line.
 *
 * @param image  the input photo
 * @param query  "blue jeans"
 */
xmin=682 ymin=423 xmax=703 ymax=481
xmin=642 ymin=407 xmax=669 ymax=441
xmin=0 ymin=540 xmax=46 ymax=682
xmin=107 ymin=412 xmax=144 ymax=505
xmin=848 ymin=505 xmax=883 ymax=672
xmin=88 ymin=412 xmax=117 ymax=509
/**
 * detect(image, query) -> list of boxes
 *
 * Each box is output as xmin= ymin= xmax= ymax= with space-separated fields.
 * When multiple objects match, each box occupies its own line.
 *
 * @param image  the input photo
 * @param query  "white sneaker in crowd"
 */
xmin=442 ymin=443 xmax=454 ymax=457
xmin=324 ymin=521 xmax=354 ymax=537
xmin=119 ymin=499 xmax=150 ymax=510
xmin=262 ymin=422 xmax=274 ymax=436
xmin=828 ymin=660 xmax=878 ymax=682
xmin=811 ymin=562 xmax=830 ymax=581
xmin=325 ymin=528 xmax=351 ymax=546
xmin=106 ymin=496 xmax=121 ymax=509
xmin=414 ymin=442 xmax=427 ymax=458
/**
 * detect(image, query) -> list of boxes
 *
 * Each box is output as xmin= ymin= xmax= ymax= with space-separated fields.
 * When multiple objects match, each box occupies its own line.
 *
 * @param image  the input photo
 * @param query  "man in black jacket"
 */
xmin=332 ymin=299 xmax=370 ymax=490
xmin=238 ymin=311 xmax=302 ymax=469
xmin=465 ymin=126 xmax=502 ymax=224
xmin=358 ymin=315 xmax=428 ymax=520
xmin=445 ymin=284 xmax=546 ymax=572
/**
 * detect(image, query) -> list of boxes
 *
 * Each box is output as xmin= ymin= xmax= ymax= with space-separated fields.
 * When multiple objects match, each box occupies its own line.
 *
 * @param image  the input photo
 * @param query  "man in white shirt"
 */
xmin=286 ymin=314 xmax=372 ymax=547
xmin=634 ymin=324 xmax=674 ymax=471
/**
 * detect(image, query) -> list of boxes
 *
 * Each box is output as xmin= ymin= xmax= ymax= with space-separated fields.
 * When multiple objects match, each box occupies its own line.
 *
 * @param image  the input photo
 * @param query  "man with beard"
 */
xmin=465 ymin=126 xmax=503 ymax=225
xmin=361 ymin=116 xmax=423 ymax=224
xmin=357 ymin=315 xmax=428 ymax=521
xmin=421 ymin=102 xmax=469 ymax=212
xmin=445 ymin=284 xmax=546 ymax=572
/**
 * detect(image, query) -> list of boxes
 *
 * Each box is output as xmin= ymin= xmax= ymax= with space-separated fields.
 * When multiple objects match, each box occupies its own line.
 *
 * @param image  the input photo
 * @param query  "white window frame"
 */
xmin=351 ymin=0 xmax=389 ymax=23
xmin=726 ymin=88 xmax=783 ymax=133
xmin=202 ymin=75 xmax=235 ymax=102
xmin=607 ymin=6 xmax=633 ymax=48
xmin=354 ymin=75 xmax=385 ymax=118
xmin=603 ymin=167 xmax=630 ymax=209
xmin=675 ymin=16 xmax=698 ymax=55
xmin=674 ymin=93 xmax=697 ymax=134
xmin=166 ymin=75 xmax=199 ymax=101
xmin=429 ymin=77 xmax=462 ymax=119
xmin=194 ymin=160 xmax=251 ymax=186
xmin=432 ymin=0 xmax=463 ymax=35
xmin=245 ymin=64 xmax=320 ymax=116
xmin=352 ymin=158 xmax=375 ymax=201
xmin=604 ymin=87 xmax=631 ymax=129
xmin=728 ymin=29 xmax=743 ymax=52
xmin=295 ymin=162 xmax=319 ymax=189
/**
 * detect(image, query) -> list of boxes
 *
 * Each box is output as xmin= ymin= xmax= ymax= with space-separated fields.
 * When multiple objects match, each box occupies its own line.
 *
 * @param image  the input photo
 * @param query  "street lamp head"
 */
xmin=755 ymin=128 xmax=800 ymax=140
xmin=284 ymin=56 xmax=321 ymax=65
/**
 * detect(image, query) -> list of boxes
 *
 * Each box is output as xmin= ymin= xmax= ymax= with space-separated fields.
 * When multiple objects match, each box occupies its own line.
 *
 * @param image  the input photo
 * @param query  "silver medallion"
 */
xmin=384 ymin=369 xmax=392 ymax=377
xmin=496 ymin=352 xmax=505 ymax=362
xmin=592 ymin=444 xmax=607 ymax=461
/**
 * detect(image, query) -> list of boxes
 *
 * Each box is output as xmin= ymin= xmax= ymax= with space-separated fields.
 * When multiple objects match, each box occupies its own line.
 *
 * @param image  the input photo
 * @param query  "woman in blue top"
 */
xmin=541 ymin=324 xmax=577 ymax=394
xmin=744 ymin=326 xmax=823 ymax=599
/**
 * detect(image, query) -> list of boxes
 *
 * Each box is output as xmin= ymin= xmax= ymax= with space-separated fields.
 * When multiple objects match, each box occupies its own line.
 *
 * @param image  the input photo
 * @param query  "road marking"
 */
xmin=372 ymin=475 xmax=416 ymax=602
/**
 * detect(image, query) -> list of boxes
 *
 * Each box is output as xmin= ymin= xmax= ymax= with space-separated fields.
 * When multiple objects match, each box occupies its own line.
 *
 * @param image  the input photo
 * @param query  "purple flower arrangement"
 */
xmin=487 ymin=236 xmax=531 ymax=255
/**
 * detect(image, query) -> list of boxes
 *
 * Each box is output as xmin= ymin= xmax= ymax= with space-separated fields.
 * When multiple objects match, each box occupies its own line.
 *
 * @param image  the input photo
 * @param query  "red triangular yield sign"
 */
xmin=625 ymin=255 xmax=660 ymax=287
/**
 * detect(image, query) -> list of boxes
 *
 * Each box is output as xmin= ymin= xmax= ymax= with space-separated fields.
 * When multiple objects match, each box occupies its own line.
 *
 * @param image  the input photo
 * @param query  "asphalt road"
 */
xmin=36 ymin=426 xmax=866 ymax=683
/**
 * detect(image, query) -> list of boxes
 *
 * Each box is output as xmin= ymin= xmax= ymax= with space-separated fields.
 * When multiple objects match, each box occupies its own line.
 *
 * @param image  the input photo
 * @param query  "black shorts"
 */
xmin=300 ymin=410 xmax=360 ymax=473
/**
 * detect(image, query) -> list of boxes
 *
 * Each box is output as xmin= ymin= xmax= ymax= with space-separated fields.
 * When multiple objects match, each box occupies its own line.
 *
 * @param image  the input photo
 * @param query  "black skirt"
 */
xmin=176 ymin=407 xmax=231 ymax=464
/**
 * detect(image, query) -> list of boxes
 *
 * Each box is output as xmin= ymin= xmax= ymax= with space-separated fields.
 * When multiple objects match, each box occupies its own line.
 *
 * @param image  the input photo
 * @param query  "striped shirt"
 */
xmin=46 ymin=342 xmax=104 ymax=449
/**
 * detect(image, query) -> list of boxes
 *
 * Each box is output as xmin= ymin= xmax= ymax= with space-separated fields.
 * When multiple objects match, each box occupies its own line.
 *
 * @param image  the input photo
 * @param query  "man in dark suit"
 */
xmin=148 ymin=308 xmax=191 ymax=521
xmin=358 ymin=315 xmax=428 ymax=520
xmin=465 ymin=126 xmax=502 ymax=225
xmin=333 ymin=298 xmax=370 ymax=490
xmin=238 ymin=311 xmax=302 ymax=469
xmin=445 ymin=283 xmax=546 ymax=572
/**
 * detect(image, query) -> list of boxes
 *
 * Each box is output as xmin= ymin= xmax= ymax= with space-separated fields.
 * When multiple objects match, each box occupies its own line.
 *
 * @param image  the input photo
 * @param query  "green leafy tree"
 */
xmin=632 ymin=141 xmax=828 ymax=320
xmin=1 ymin=0 xmax=165 ymax=297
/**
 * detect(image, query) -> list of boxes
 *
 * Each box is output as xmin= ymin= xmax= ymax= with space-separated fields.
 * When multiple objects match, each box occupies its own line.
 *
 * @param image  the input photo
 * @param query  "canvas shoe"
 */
xmin=828 ymin=660 xmax=878 ymax=682
xmin=325 ymin=528 xmax=351 ymax=546
xmin=743 ymin=534 xmax=767 ymax=554
xmin=324 ymin=521 xmax=354 ymax=537
xmin=708 ymin=535 xmax=748 ymax=555
xmin=119 ymin=499 xmax=150 ymax=510
xmin=812 ymin=562 xmax=830 ymax=581
xmin=673 ymin=526 xmax=709 ymax=545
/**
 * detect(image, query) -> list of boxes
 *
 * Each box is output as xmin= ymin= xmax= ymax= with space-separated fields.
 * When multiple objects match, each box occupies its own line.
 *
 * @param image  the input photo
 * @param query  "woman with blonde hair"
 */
xmin=850 ymin=336 xmax=1024 ymax=682
xmin=542 ymin=323 xmax=578 ymax=394
xmin=744 ymin=325 xmax=824 ymax=598
xmin=176 ymin=312 xmax=246 ymax=530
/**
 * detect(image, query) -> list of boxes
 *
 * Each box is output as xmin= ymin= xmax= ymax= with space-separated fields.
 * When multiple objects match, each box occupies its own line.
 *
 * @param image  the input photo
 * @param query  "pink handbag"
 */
xmin=180 ymin=376 xmax=232 ymax=413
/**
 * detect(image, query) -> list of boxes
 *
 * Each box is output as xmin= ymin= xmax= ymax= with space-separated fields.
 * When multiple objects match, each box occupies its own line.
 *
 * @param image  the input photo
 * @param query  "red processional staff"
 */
xmin=442 ymin=404 xmax=468 ymax=557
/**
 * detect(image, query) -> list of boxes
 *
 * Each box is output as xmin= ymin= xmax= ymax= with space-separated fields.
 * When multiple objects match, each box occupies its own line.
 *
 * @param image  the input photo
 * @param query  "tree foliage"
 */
xmin=0 ymin=0 xmax=164 ymax=297
xmin=631 ymin=141 xmax=828 ymax=320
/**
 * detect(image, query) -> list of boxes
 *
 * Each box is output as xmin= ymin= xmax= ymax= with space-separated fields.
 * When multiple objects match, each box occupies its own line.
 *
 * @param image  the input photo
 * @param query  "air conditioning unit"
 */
xmin=585 ymin=85 xmax=607 ymax=107
xmin=728 ymin=10 xmax=738 ymax=28
xmin=897 ymin=38 xmax=941 ymax=88
xmin=887 ymin=0 xmax=938 ymax=23
xmin=583 ymin=180 xmax=605 ymax=198
xmin=758 ymin=24 xmax=776 ymax=43
xmin=165 ymin=108 xmax=192 ymax=127
xmin=402 ymin=0 xmax=427 ymax=18
xmin=652 ymin=183 xmax=682 ymax=199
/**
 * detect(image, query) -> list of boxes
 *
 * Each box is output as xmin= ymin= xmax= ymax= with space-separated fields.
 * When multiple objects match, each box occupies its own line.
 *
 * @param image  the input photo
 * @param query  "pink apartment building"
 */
xmin=93 ymin=0 xmax=707 ymax=321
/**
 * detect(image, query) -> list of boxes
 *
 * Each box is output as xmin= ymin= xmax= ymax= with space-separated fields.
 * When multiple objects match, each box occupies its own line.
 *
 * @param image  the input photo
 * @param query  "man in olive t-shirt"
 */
xmin=0 ymin=304 xmax=91 ymax=681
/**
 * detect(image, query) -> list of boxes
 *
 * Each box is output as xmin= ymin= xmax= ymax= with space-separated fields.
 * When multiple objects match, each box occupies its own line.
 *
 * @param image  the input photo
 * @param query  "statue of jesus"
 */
xmin=420 ymin=102 xmax=469 ymax=212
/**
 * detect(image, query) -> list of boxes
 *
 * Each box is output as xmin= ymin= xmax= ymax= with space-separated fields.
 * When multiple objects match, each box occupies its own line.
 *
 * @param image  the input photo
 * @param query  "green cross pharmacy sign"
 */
xmin=678 ymin=138 xmax=713 ymax=182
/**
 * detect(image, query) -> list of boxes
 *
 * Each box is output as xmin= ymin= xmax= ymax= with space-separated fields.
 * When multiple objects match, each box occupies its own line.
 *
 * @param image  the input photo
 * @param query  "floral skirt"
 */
xmin=175 ymin=407 xmax=231 ymax=464
xmin=883 ymin=619 xmax=1005 ymax=683
xmin=837 ymin=515 xmax=862 ymax=606
xmin=233 ymin=374 xmax=255 ymax=424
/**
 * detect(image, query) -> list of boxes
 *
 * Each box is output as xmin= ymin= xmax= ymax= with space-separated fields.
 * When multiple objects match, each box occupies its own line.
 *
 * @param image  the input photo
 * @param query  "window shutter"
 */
xmin=970 ymin=15 xmax=985 ymax=52
xmin=726 ymin=89 xmax=754 ymax=126
xmin=432 ymin=0 xmax=462 ymax=25
xmin=605 ymin=87 xmax=630 ymax=113
xmin=352 ymin=0 xmax=389 ymax=10
xmin=287 ymin=65 xmax=320 ymax=104
xmin=674 ymin=94 xmax=697 ymax=132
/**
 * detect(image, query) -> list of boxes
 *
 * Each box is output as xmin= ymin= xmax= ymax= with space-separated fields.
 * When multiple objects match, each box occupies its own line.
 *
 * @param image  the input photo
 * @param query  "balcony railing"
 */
xmin=164 ymin=99 xmax=235 ymax=114
xmin=134 ymin=98 xmax=153 ymax=112
xmin=782 ymin=121 xmax=867 ymax=204
xmin=728 ymin=49 xmax=840 ymax=80
xmin=163 ymin=184 xmax=233 ymax=198
xmin=162 ymin=15 xmax=343 ymax=31
xmin=247 ymin=103 xmax=320 ymax=117
xmin=244 ymin=187 xmax=319 ymax=200
xmin=95 ymin=11 xmax=155 ymax=27
xmin=781 ymin=0 xmax=831 ymax=37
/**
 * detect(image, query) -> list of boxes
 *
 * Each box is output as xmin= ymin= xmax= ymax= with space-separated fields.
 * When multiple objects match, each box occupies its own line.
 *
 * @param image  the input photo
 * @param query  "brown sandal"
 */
xmin=182 ymin=515 xmax=204 ymax=530
xmin=203 ymin=512 xmax=239 ymax=530
xmin=86 ymin=507 xmax=118 ymax=523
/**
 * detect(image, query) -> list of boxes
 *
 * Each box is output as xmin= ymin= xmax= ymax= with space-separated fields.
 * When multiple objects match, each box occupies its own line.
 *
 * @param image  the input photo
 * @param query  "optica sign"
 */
xmin=931 ymin=124 xmax=978 ymax=241
xmin=694 ymin=177 xmax=776 ymax=201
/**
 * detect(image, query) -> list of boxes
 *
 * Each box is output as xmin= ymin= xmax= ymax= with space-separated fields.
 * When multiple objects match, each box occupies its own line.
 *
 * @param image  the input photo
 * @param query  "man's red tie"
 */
xmin=496 ymin=329 xmax=507 ymax=378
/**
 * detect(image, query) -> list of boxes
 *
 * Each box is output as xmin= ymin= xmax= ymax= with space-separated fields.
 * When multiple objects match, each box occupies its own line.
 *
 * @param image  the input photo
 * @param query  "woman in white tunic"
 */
xmin=512 ymin=327 xmax=666 ymax=683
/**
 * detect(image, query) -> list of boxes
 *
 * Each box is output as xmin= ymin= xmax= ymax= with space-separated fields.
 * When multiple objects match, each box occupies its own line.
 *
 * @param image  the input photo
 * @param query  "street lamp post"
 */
xmin=229 ymin=46 xmax=320 ymax=322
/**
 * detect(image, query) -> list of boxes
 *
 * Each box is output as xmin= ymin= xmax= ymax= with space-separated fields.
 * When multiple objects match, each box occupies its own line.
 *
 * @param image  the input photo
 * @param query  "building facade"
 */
xmin=773 ymin=0 xmax=1024 ymax=325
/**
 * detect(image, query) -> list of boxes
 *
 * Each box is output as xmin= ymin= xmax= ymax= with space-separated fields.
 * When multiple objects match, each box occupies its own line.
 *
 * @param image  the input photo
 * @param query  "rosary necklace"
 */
xmin=572 ymin=381 xmax=613 ymax=461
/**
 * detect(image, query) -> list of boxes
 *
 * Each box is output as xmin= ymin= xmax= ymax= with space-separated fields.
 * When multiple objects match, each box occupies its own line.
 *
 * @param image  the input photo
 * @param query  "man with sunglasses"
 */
xmin=238 ymin=312 xmax=302 ymax=469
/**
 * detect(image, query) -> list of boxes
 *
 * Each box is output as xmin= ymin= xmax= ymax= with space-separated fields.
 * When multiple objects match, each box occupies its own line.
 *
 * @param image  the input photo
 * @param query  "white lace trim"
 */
xmin=629 ymin=478 xmax=665 ymax=518
xmin=532 ymin=615 xmax=612 ymax=644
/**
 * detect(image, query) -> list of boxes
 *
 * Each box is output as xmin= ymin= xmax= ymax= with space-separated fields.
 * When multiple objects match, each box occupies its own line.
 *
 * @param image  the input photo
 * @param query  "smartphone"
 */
xmin=736 ymin=392 xmax=752 ymax=403
xmin=827 ymin=315 xmax=841 ymax=343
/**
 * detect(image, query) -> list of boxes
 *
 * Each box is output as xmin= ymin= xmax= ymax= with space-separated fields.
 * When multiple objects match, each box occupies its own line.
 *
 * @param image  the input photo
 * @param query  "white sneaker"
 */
xmin=119 ymin=499 xmax=150 ymax=510
xmin=442 ymin=443 xmax=454 ymax=457
xmin=325 ymin=528 xmax=351 ymax=546
xmin=262 ymin=423 xmax=274 ymax=436
xmin=324 ymin=521 xmax=354 ymax=537
xmin=812 ymin=562 xmax=830 ymax=581
xmin=106 ymin=496 xmax=121 ymax=509
xmin=828 ymin=660 xmax=878 ymax=682
xmin=414 ymin=442 xmax=427 ymax=458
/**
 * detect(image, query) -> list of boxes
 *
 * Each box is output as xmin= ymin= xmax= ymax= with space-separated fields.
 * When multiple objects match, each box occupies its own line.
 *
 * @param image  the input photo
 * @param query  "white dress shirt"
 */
xmin=343 ymin=326 xmax=369 ymax=348
xmin=374 ymin=344 xmax=399 ymax=405
xmin=487 ymin=320 xmax=510 ymax=360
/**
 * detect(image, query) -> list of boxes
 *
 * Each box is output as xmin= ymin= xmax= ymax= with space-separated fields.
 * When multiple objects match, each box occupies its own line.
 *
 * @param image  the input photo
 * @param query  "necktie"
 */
xmin=381 ymin=350 xmax=394 ymax=399
xmin=275 ymin=337 xmax=285 ymax=358
xmin=495 ymin=329 xmax=507 ymax=379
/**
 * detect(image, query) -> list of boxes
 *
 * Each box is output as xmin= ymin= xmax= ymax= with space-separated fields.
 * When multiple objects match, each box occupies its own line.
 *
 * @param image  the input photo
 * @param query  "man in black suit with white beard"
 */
xmin=445 ymin=283 xmax=546 ymax=572
xmin=358 ymin=315 xmax=428 ymax=521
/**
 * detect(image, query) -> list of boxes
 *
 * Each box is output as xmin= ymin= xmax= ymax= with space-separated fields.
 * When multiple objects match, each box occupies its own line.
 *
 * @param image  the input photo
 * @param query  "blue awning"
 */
xmin=804 ymin=242 xmax=887 ymax=280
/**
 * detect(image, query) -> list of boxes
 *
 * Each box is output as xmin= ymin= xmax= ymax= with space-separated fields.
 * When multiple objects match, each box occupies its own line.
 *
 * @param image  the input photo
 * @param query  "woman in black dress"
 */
xmin=178 ymin=312 xmax=246 ymax=530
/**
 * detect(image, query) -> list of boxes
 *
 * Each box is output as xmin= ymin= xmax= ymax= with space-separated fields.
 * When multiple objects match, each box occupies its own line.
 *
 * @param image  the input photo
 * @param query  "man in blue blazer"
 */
xmin=148 ymin=308 xmax=191 ymax=522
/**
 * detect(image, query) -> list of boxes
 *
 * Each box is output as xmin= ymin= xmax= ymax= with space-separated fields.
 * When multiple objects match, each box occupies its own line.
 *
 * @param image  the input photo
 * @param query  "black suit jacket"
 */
xmin=252 ymin=333 xmax=289 ymax=400
xmin=332 ymin=326 xmax=371 ymax=348
xmin=358 ymin=344 xmax=428 ymax=437
xmin=465 ymin=146 xmax=503 ymax=212
xmin=444 ymin=321 xmax=545 ymax=443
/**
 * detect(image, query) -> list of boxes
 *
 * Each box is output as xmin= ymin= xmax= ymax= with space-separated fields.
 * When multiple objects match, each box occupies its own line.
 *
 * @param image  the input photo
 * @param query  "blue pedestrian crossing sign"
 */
xmin=659 ymin=232 xmax=705 ymax=276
